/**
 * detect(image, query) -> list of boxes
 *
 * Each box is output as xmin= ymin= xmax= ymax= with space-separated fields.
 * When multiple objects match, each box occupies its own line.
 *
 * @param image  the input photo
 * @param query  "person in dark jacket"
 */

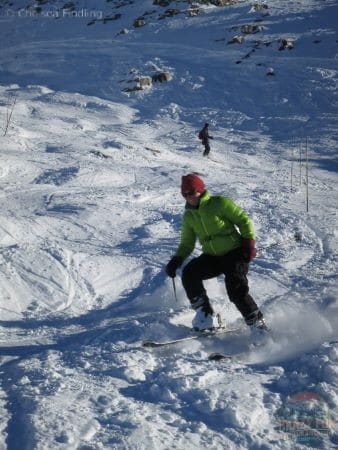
xmin=198 ymin=123 xmax=213 ymax=156
xmin=165 ymin=173 xmax=268 ymax=332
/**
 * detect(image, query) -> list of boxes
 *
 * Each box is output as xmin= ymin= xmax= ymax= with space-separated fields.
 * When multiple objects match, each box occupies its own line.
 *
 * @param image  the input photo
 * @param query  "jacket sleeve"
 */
xmin=220 ymin=198 xmax=256 ymax=239
xmin=175 ymin=213 xmax=197 ymax=260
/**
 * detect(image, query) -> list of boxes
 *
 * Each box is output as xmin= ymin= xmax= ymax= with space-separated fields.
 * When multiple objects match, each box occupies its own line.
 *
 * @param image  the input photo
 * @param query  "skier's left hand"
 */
xmin=241 ymin=238 xmax=257 ymax=262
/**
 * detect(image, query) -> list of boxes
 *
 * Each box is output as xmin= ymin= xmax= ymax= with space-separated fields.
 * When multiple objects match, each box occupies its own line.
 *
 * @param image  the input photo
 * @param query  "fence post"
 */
xmin=305 ymin=137 xmax=309 ymax=212
xmin=3 ymin=96 xmax=16 ymax=137
xmin=299 ymin=141 xmax=302 ymax=186
xmin=291 ymin=141 xmax=294 ymax=192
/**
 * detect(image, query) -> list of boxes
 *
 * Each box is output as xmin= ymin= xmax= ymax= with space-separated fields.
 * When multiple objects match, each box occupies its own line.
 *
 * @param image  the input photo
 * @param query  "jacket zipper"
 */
xmin=200 ymin=215 xmax=217 ymax=255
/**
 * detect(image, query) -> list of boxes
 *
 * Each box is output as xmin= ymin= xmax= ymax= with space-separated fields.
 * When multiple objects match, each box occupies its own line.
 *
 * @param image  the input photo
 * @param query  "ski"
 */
xmin=208 ymin=330 xmax=273 ymax=362
xmin=142 ymin=327 xmax=241 ymax=348
xmin=207 ymin=351 xmax=250 ymax=363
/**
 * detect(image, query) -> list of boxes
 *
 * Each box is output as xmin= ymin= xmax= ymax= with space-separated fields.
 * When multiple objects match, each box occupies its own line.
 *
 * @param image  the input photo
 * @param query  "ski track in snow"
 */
xmin=0 ymin=0 xmax=338 ymax=449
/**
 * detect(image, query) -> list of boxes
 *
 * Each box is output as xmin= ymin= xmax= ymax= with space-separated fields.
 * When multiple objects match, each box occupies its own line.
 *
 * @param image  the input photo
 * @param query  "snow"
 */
xmin=0 ymin=0 xmax=337 ymax=448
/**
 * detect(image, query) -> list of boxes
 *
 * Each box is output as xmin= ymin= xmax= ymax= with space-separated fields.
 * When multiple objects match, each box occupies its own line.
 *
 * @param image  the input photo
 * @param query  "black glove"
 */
xmin=165 ymin=256 xmax=183 ymax=278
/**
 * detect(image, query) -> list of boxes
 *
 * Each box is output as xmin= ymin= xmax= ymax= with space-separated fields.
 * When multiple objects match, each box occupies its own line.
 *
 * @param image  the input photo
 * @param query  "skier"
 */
xmin=198 ymin=123 xmax=213 ymax=157
xmin=165 ymin=173 xmax=268 ymax=332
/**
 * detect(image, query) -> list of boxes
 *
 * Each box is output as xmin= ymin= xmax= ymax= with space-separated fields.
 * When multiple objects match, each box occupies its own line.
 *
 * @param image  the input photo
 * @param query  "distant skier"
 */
xmin=198 ymin=123 xmax=213 ymax=157
xmin=165 ymin=173 xmax=268 ymax=332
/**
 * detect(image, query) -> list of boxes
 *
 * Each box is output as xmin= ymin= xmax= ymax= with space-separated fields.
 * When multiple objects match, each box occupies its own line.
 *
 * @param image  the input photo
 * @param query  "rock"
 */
xmin=152 ymin=72 xmax=172 ymax=83
xmin=103 ymin=14 xmax=122 ymax=24
xmin=153 ymin=0 xmax=171 ymax=6
xmin=187 ymin=8 xmax=200 ymax=17
xmin=133 ymin=18 xmax=146 ymax=28
xmin=123 ymin=76 xmax=152 ymax=92
xmin=278 ymin=38 xmax=294 ymax=50
xmin=251 ymin=3 xmax=269 ymax=12
xmin=228 ymin=35 xmax=244 ymax=44
xmin=159 ymin=8 xmax=180 ymax=19
xmin=241 ymin=24 xmax=260 ymax=34
xmin=138 ymin=76 xmax=152 ymax=89
xmin=117 ymin=28 xmax=129 ymax=36
xmin=211 ymin=0 xmax=238 ymax=5
xmin=63 ymin=2 xmax=75 ymax=11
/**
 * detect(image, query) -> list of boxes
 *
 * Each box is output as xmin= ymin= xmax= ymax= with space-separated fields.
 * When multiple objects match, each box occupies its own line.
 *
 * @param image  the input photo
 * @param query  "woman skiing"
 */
xmin=165 ymin=173 xmax=268 ymax=332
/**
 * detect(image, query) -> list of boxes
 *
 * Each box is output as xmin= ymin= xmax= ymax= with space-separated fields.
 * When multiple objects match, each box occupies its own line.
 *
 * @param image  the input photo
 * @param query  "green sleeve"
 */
xmin=221 ymin=198 xmax=256 ymax=239
xmin=175 ymin=213 xmax=197 ymax=260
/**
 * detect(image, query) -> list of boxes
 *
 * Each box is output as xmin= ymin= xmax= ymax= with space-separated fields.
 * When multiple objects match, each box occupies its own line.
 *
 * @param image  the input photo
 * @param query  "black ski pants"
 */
xmin=202 ymin=138 xmax=210 ymax=156
xmin=181 ymin=248 xmax=259 ymax=319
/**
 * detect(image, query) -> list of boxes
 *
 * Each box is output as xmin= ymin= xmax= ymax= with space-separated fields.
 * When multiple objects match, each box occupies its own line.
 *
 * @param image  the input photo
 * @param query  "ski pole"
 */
xmin=260 ymin=233 xmax=303 ymax=251
xmin=172 ymin=278 xmax=178 ymax=302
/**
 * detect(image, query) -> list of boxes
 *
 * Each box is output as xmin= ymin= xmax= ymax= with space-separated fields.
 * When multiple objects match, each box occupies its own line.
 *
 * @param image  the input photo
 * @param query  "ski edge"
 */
xmin=142 ymin=327 xmax=242 ymax=348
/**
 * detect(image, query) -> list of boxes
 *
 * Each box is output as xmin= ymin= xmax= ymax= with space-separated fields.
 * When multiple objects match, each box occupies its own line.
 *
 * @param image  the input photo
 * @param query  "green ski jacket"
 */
xmin=175 ymin=191 xmax=255 ymax=261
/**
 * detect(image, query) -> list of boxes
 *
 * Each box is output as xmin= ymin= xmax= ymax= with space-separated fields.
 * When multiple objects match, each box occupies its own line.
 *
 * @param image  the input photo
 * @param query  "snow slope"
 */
xmin=0 ymin=0 xmax=337 ymax=448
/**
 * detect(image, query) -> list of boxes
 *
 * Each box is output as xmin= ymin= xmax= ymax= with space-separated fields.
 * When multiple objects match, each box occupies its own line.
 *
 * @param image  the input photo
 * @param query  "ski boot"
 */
xmin=191 ymin=294 xmax=218 ymax=331
xmin=245 ymin=310 xmax=270 ymax=334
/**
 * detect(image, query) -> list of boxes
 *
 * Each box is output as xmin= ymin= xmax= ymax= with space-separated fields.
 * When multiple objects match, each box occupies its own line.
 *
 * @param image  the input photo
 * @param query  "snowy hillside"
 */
xmin=0 ymin=0 xmax=337 ymax=448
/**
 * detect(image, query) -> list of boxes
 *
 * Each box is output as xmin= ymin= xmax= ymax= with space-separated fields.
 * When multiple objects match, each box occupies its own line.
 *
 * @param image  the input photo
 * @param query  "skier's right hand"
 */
xmin=165 ymin=256 xmax=183 ymax=278
xmin=241 ymin=238 xmax=257 ymax=263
